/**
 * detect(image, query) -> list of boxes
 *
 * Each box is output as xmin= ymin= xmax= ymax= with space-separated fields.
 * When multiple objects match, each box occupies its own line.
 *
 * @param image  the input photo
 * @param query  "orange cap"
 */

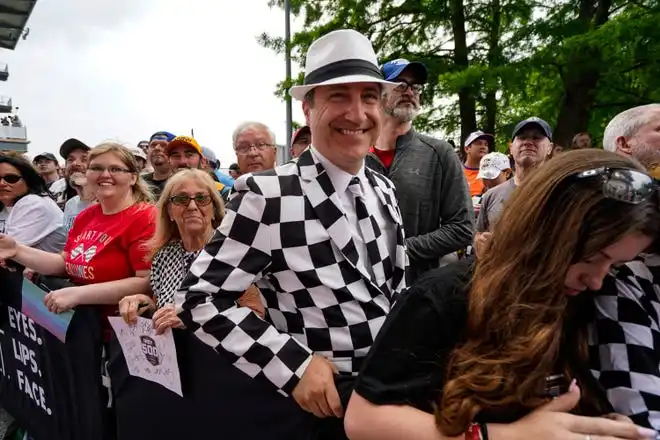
xmin=166 ymin=136 xmax=202 ymax=155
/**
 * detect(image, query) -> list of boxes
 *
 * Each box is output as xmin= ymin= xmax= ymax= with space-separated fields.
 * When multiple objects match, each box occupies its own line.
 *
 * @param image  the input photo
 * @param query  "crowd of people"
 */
xmin=0 ymin=28 xmax=657 ymax=440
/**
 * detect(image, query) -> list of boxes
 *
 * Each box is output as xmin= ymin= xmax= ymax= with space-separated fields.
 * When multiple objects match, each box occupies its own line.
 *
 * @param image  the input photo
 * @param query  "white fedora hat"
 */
xmin=289 ymin=29 xmax=396 ymax=101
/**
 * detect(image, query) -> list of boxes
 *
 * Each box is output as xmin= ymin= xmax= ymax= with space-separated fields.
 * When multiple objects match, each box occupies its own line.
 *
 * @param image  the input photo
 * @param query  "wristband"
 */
xmin=466 ymin=422 xmax=489 ymax=440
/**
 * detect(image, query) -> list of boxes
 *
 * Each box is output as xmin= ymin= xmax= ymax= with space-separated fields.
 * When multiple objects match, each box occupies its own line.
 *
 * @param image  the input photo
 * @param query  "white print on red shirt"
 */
xmin=66 ymin=230 xmax=115 ymax=282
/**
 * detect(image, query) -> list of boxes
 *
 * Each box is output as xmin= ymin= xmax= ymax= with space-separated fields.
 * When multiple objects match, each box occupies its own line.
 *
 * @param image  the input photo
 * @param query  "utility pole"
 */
xmin=284 ymin=0 xmax=293 ymax=162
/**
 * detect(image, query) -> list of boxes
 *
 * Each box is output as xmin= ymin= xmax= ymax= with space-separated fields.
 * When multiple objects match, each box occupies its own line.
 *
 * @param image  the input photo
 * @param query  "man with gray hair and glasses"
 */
xmin=590 ymin=103 xmax=660 ymax=431
xmin=232 ymin=121 xmax=278 ymax=174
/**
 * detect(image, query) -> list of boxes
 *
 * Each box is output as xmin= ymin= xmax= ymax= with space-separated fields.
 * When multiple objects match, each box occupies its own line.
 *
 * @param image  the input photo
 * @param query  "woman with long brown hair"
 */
xmin=345 ymin=149 xmax=659 ymax=440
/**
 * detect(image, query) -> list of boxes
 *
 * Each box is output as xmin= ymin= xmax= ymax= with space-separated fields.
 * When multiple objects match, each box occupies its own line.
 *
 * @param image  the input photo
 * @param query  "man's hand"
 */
xmin=292 ymin=355 xmax=343 ymax=418
xmin=473 ymin=232 xmax=492 ymax=259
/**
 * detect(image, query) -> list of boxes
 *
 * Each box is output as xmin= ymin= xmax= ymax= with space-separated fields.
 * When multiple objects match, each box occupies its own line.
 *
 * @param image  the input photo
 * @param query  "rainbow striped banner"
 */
xmin=21 ymin=280 xmax=74 ymax=343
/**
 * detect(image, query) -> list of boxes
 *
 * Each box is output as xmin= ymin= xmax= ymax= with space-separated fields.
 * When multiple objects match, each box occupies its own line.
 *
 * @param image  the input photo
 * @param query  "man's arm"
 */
xmin=175 ymin=179 xmax=313 ymax=396
xmin=590 ymin=260 xmax=660 ymax=430
xmin=406 ymin=144 xmax=474 ymax=261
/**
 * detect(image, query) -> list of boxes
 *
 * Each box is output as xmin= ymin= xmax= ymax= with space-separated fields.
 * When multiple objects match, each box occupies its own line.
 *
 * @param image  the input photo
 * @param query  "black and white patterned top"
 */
xmin=151 ymin=241 xmax=200 ymax=309
xmin=589 ymin=253 xmax=660 ymax=430
xmin=175 ymin=147 xmax=408 ymax=396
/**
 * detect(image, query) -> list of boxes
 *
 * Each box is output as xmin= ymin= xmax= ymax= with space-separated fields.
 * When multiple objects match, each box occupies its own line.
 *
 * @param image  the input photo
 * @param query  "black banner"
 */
xmin=0 ymin=265 xmax=349 ymax=439
xmin=0 ymin=268 xmax=106 ymax=440
xmin=108 ymin=328 xmax=319 ymax=440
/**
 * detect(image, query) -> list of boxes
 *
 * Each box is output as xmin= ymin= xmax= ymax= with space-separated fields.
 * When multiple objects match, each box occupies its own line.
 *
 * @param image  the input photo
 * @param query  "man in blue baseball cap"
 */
xmin=142 ymin=131 xmax=175 ymax=199
xmin=366 ymin=58 xmax=474 ymax=282
xmin=381 ymin=58 xmax=428 ymax=83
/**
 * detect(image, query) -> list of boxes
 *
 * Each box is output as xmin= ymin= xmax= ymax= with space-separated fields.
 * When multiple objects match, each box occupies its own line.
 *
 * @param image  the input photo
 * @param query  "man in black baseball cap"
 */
xmin=511 ymin=117 xmax=553 ymax=142
xmin=509 ymin=117 xmax=553 ymax=171
xmin=51 ymin=138 xmax=91 ymax=210
xmin=59 ymin=138 xmax=90 ymax=160
xmin=475 ymin=116 xmax=553 ymax=243
xmin=33 ymin=152 xmax=60 ymax=185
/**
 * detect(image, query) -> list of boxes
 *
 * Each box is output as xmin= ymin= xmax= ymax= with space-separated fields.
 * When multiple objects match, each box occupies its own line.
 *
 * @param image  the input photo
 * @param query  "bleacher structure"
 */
xmin=0 ymin=0 xmax=38 ymax=152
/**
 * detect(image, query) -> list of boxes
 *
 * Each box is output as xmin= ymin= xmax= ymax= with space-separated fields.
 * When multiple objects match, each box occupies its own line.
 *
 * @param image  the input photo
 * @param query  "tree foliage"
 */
xmin=260 ymin=0 xmax=660 ymax=151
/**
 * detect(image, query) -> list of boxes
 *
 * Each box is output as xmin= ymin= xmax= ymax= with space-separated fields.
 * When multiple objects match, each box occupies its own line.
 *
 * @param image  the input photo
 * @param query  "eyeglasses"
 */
xmin=169 ymin=193 xmax=212 ymax=207
xmin=575 ymin=167 xmax=656 ymax=204
xmin=0 ymin=174 xmax=22 ymax=184
xmin=234 ymin=142 xmax=275 ymax=155
xmin=394 ymin=80 xmax=423 ymax=94
xmin=88 ymin=165 xmax=132 ymax=175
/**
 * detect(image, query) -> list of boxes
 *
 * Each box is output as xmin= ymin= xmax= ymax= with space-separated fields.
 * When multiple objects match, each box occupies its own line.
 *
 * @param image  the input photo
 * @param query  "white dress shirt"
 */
xmin=311 ymin=147 xmax=396 ymax=281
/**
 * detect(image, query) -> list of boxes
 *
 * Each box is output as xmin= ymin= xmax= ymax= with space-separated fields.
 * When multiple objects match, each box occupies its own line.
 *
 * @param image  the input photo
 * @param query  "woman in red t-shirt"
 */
xmin=0 ymin=142 xmax=155 ymax=313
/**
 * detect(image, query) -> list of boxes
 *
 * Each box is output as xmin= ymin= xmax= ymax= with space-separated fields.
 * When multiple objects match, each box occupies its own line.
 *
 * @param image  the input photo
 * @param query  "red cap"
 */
xmin=291 ymin=126 xmax=311 ymax=146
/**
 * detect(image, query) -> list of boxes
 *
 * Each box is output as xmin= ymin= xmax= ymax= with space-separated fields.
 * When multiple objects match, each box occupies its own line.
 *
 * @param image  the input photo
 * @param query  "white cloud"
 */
xmin=3 ymin=0 xmax=305 ymax=167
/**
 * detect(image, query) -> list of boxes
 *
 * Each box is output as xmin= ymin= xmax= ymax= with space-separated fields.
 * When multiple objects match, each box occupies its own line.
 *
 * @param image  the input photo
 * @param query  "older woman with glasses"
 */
xmin=119 ymin=169 xmax=263 ymax=333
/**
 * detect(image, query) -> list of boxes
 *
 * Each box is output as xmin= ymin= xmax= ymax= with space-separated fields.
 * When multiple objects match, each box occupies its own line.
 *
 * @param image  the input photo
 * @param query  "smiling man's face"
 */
xmin=303 ymin=82 xmax=382 ymax=175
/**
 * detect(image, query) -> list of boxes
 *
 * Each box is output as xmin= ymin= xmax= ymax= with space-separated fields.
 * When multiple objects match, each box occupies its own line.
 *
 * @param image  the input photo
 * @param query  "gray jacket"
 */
xmin=366 ymin=129 xmax=474 ymax=282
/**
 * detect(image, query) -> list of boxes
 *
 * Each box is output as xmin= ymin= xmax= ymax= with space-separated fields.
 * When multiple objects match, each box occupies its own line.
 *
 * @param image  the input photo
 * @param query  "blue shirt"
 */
xmin=214 ymin=171 xmax=234 ymax=196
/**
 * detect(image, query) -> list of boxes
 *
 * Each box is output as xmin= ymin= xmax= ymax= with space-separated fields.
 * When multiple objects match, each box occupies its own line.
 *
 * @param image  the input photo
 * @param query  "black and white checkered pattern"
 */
xmin=589 ymin=253 xmax=660 ymax=430
xmin=150 ymin=241 xmax=200 ymax=308
xmin=175 ymin=148 xmax=407 ymax=396
xmin=348 ymin=177 xmax=395 ymax=292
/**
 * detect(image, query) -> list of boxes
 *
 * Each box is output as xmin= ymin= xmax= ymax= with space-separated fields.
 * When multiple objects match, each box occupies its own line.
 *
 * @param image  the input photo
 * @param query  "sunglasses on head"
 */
xmin=169 ymin=193 xmax=212 ymax=207
xmin=0 ymin=174 xmax=22 ymax=184
xmin=575 ymin=167 xmax=656 ymax=204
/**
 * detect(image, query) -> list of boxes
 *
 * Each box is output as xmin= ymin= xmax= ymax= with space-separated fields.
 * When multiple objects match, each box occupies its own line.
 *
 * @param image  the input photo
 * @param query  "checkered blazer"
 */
xmin=175 ymin=148 xmax=407 ymax=396
xmin=589 ymin=253 xmax=660 ymax=430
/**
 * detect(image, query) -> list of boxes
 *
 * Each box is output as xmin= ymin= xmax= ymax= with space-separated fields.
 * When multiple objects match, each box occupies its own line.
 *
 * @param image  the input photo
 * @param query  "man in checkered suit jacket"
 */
xmin=175 ymin=29 xmax=407 ymax=429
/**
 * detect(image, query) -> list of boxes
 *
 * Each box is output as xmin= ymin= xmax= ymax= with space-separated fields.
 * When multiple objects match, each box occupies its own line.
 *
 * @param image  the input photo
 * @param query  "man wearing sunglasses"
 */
xmin=366 ymin=58 xmax=474 ymax=282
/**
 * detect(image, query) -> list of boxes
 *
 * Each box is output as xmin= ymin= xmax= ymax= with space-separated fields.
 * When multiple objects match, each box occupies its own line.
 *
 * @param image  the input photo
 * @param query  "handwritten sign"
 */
xmin=21 ymin=280 xmax=74 ymax=343
xmin=108 ymin=317 xmax=182 ymax=397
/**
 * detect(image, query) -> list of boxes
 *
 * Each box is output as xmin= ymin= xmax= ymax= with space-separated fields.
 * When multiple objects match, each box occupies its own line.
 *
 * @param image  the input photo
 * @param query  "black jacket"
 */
xmin=366 ymin=129 xmax=474 ymax=282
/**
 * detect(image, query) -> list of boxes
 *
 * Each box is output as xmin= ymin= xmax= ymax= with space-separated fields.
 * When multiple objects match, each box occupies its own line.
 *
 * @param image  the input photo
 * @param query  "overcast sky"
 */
xmin=4 ymin=0 xmax=305 ymax=167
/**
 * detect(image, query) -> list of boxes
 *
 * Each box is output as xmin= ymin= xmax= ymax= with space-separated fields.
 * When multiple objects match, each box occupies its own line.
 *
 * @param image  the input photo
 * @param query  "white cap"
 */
xmin=129 ymin=147 xmax=147 ymax=161
xmin=477 ymin=152 xmax=510 ymax=179
xmin=464 ymin=130 xmax=494 ymax=147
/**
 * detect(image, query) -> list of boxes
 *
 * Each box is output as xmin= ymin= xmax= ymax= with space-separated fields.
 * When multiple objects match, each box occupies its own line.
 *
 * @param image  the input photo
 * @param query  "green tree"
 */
xmin=260 ymin=0 xmax=660 ymax=149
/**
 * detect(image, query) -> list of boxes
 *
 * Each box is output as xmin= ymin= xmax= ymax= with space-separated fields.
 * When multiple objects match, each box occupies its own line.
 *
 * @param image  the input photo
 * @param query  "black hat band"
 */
xmin=304 ymin=59 xmax=383 ymax=86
